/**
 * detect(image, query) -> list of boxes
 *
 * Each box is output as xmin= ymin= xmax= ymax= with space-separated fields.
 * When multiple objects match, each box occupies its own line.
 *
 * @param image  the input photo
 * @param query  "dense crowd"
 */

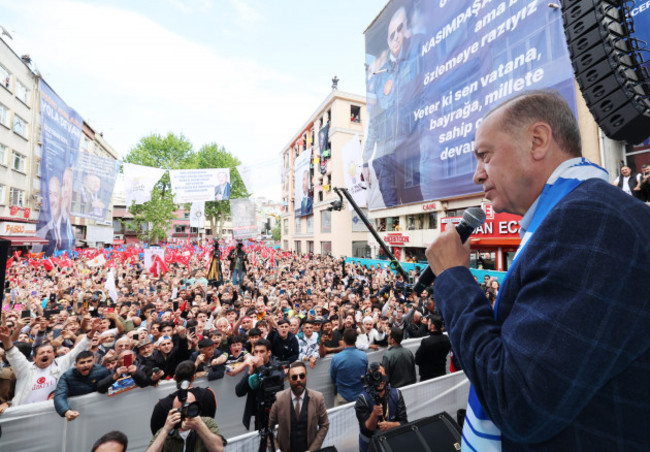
xmin=0 ymin=239 xmax=456 ymax=448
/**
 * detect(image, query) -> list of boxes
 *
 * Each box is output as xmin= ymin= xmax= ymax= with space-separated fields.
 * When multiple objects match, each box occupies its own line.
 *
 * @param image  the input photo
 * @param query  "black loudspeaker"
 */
xmin=368 ymin=412 xmax=462 ymax=452
xmin=562 ymin=0 xmax=650 ymax=144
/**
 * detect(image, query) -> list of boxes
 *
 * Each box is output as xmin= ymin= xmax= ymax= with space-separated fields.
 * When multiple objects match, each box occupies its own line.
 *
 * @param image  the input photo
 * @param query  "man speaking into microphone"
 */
xmin=426 ymin=91 xmax=650 ymax=451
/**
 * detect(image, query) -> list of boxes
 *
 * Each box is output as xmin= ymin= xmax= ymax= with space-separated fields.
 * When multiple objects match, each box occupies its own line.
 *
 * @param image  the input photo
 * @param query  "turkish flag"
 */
xmin=23 ymin=208 xmax=30 ymax=218
xmin=9 ymin=206 xmax=19 ymax=215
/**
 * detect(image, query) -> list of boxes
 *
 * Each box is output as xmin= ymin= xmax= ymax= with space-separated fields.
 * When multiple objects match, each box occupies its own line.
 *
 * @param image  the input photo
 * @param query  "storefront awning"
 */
xmin=470 ymin=237 xmax=521 ymax=247
xmin=0 ymin=236 xmax=49 ymax=246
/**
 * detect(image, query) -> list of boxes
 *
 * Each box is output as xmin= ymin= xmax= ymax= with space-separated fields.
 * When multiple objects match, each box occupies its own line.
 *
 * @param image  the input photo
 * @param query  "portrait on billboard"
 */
xmin=214 ymin=170 xmax=231 ymax=201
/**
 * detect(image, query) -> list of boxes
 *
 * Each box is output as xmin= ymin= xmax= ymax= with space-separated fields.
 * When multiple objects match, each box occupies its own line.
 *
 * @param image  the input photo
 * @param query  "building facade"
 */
xmin=280 ymin=88 xmax=371 ymax=257
xmin=0 ymin=36 xmax=119 ymax=251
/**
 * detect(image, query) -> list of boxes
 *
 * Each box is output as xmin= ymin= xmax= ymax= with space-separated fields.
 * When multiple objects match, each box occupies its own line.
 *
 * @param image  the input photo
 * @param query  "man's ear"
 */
xmin=529 ymin=122 xmax=552 ymax=161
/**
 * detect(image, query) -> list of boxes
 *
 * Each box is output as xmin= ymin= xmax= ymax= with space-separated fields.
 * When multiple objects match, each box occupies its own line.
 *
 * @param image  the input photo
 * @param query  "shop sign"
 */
xmin=422 ymin=202 xmax=437 ymax=211
xmin=384 ymin=232 xmax=410 ymax=245
xmin=442 ymin=212 xmax=522 ymax=237
xmin=1 ymin=222 xmax=37 ymax=236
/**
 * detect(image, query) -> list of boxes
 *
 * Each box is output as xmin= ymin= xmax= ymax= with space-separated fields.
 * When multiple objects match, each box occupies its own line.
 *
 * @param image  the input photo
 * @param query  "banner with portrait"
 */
xmin=230 ymin=198 xmax=257 ymax=240
xmin=341 ymin=134 xmax=368 ymax=210
xmin=293 ymin=150 xmax=312 ymax=217
xmin=36 ymin=80 xmax=83 ymax=256
xmin=69 ymin=153 xmax=120 ymax=222
xmin=363 ymin=0 xmax=577 ymax=210
xmin=169 ymin=168 xmax=230 ymax=203
xmin=123 ymin=163 xmax=166 ymax=206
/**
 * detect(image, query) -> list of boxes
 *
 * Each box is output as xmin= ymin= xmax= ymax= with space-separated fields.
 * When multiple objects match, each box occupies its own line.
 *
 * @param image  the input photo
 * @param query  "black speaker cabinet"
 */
xmin=368 ymin=412 xmax=462 ymax=452
xmin=562 ymin=0 xmax=650 ymax=143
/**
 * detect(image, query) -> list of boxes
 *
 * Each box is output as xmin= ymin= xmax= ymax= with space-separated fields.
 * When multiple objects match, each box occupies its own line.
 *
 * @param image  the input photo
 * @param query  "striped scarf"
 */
xmin=461 ymin=158 xmax=609 ymax=451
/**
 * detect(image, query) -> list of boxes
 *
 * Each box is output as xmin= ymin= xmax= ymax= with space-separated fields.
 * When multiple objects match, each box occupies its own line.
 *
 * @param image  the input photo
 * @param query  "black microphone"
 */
xmin=413 ymin=207 xmax=486 ymax=295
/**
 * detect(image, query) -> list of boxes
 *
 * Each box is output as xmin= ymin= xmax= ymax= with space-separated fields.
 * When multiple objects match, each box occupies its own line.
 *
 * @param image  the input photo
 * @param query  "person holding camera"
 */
xmin=355 ymin=362 xmax=408 ymax=452
xmin=145 ymin=391 xmax=226 ymax=452
xmin=235 ymin=338 xmax=284 ymax=430
xmin=150 ymin=360 xmax=218 ymax=435
xmin=268 ymin=361 xmax=329 ymax=452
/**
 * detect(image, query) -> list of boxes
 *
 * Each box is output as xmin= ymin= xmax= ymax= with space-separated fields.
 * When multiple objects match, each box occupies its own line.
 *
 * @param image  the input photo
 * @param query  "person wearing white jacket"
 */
xmin=0 ymin=319 xmax=100 ymax=407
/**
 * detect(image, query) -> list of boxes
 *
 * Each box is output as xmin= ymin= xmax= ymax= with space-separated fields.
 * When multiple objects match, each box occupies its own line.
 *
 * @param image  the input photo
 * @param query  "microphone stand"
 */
xmin=331 ymin=187 xmax=409 ymax=281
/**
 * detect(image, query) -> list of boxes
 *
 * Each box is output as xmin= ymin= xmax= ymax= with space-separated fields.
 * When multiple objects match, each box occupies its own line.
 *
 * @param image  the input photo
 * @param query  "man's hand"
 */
xmin=372 ymin=404 xmax=383 ymax=418
xmin=182 ymin=415 xmax=204 ymax=431
xmin=151 ymin=369 xmax=165 ymax=381
xmin=195 ymin=354 xmax=205 ymax=367
xmin=0 ymin=326 xmax=12 ymax=347
xmin=425 ymin=228 xmax=470 ymax=276
xmin=0 ymin=402 xmax=10 ymax=415
xmin=163 ymin=408 xmax=181 ymax=433
xmin=377 ymin=421 xmax=399 ymax=431
xmin=64 ymin=410 xmax=80 ymax=421
xmin=308 ymin=356 xmax=317 ymax=369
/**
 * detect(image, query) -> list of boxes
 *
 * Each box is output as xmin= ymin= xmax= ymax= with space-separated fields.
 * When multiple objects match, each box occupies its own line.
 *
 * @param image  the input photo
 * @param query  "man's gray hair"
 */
xmin=487 ymin=90 xmax=582 ymax=157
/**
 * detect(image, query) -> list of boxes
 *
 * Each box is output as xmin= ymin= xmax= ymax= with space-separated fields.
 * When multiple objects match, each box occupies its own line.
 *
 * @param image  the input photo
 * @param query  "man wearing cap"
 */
xmin=134 ymin=337 xmax=165 ymax=386
xmin=191 ymin=337 xmax=227 ymax=381
xmin=355 ymin=317 xmax=384 ymax=351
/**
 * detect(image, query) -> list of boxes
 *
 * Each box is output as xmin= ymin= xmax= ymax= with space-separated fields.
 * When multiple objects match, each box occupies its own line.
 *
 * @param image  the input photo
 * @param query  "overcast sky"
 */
xmin=1 ymin=0 xmax=384 ymax=199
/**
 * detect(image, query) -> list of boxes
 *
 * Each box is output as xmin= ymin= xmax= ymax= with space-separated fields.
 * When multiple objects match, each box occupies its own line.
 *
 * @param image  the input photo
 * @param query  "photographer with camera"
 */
xmin=150 ymin=360 xmax=217 ymax=435
xmin=235 ymin=338 xmax=285 ymax=430
xmin=145 ymin=391 xmax=226 ymax=452
xmin=355 ymin=362 xmax=408 ymax=452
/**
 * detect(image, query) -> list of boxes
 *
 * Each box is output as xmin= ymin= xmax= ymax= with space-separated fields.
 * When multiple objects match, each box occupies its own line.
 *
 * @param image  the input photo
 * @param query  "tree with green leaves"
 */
xmin=122 ymin=133 xmax=194 ymax=243
xmin=192 ymin=143 xmax=249 ymax=237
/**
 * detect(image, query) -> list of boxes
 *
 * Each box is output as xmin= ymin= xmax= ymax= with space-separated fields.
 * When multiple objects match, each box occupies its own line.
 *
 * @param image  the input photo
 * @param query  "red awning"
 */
xmin=0 ymin=236 xmax=49 ymax=246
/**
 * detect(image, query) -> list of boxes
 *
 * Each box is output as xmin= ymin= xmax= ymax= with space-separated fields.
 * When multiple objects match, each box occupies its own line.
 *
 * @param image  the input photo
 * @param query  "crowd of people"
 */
xmin=0 ymin=239 xmax=454 ymax=450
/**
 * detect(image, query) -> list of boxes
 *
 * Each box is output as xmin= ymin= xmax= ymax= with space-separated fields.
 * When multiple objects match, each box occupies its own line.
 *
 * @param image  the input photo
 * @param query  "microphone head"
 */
xmin=462 ymin=207 xmax=486 ymax=229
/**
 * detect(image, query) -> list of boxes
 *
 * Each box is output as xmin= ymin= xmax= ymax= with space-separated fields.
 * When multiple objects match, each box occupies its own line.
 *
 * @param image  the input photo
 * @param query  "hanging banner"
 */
xmin=189 ymin=201 xmax=205 ymax=228
xmin=36 ymin=80 xmax=83 ymax=256
xmin=341 ymin=134 xmax=368 ymax=209
xmin=363 ymin=0 xmax=576 ymax=210
xmin=294 ymin=150 xmax=312 ymax=217
xmin=230 ymin=198 xmax=257 ymax=240
xmin=123 ymin=163 xmax=165 ymax=206
xmin=169 ymin=168 xmax=229 ymax=203
xmin=70 ymin=153 xmax=120 ymax=222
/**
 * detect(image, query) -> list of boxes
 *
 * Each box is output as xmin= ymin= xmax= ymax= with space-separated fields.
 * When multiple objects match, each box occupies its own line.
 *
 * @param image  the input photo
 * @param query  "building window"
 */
xmin=0 ymin=103 xmax=9 ymax=128
xmin=15 ymin=80 xmax=30 ymax=105
xmin=321 ymin=210 xmax=331 ymax=233
xmin=295 ymin=240 xmax=301 ymax=254
xmin=307 ymin=241 xmax=314 ymax=254
xmin=13 ymin=114 xmax=27 ymax=138
xmin=174 ymin=225 xmax=186 ymax=233
xmin=9 ymin=187 xmax=24 ymax=206
xmin=283 ymin=219 xmax=288 ymax=234
xmin=0 ymin=143 xmax=6 ymax=165
xmin=352 ymin=241 xmax=370 ymax=258
xmin=283 ymin=240 xmax=288 ymax=250
xmin=306 ymin=215 xmax=314 ymax=234
xmin=295 ymin=217 xmax=301 ymax=233
xmin=0 ymin=65 xmax=10 ymax=89
xmin=321 ymin=241 xmax=332 ymax=255
xmin=12 ymin=152 xmax=26 ymax=172
xmin=183 ymin=212 xmax=189 ymax=219
xmin=427 ymin=212 xmax=438 ymax=229
xmin=350 ymin=105 xmax=361 ymax=123
xmin=82 ymin=135 xmax=91 ymax=151
xmin=0 ymin=184 xmax=5 ymax=204
xmin=36 ymin=159 xmax=41 ymax=175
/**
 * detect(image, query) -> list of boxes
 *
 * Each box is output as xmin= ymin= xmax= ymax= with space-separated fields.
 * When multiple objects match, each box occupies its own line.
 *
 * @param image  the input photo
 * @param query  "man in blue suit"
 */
xmin=214 ymin=171 xmax=231 ymax=201
xmin=427 ymin=91 xmax=650 ymax=450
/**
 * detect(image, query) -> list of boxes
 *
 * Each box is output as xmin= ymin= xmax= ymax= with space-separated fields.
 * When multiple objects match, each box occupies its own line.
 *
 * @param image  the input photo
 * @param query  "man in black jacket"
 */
xmin=149 ymin=360 xmax=218 ymax=435
xmin=235 ymin=339 xmax=284 ymax=430
xmin=266 ymin=318 xmax=299 ymax=362
xmin=414 ymin=314 xmax=451 ymax=381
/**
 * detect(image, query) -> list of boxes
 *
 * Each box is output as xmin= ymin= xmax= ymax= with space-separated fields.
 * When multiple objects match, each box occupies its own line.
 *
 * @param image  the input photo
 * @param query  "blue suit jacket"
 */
xmin=434 ymin=179 xmax=650 ymax=450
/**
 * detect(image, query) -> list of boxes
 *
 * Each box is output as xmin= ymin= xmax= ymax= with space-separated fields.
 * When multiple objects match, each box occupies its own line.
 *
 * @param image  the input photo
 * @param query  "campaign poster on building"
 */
xmin=169 ymin=168 xmax=230 ymax=203
xmin=36 ymin=80 xmax=83 ymax=256
xmin=70 ymin=153 xmax=120 ymax=222
xmin=230 ymin=198 xmax=257 ymax=240
xmin=341 ymin=134 xmax=367 ymax=210
xmin=294 ymin=150 xmax=312 ymax=217
xmin=630 ymin=1 xmax=650 ymax=77
xmin=123 ymin=163 xmax=166 ymax=206
xmin=363 ymin=0 xmax=576 ymax=210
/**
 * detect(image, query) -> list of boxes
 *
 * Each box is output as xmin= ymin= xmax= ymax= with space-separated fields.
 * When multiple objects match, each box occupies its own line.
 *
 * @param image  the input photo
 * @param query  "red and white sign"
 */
xmin=481 ymin=202 xmax=495 ymax=220
xmin=383 ymin=232 xmax=410 ymax=245
xmin=442 ymin=212 xmax=522 ymax=238
xmin=421 ymin=202 xmax=437 ymax=211
xmin=1 ymin=222 xmax=37 ymax=236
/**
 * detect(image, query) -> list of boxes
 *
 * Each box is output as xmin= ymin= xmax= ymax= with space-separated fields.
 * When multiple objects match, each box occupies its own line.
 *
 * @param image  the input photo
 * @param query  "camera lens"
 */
xmin=186 ymin=402 xmax=200 ymax=418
